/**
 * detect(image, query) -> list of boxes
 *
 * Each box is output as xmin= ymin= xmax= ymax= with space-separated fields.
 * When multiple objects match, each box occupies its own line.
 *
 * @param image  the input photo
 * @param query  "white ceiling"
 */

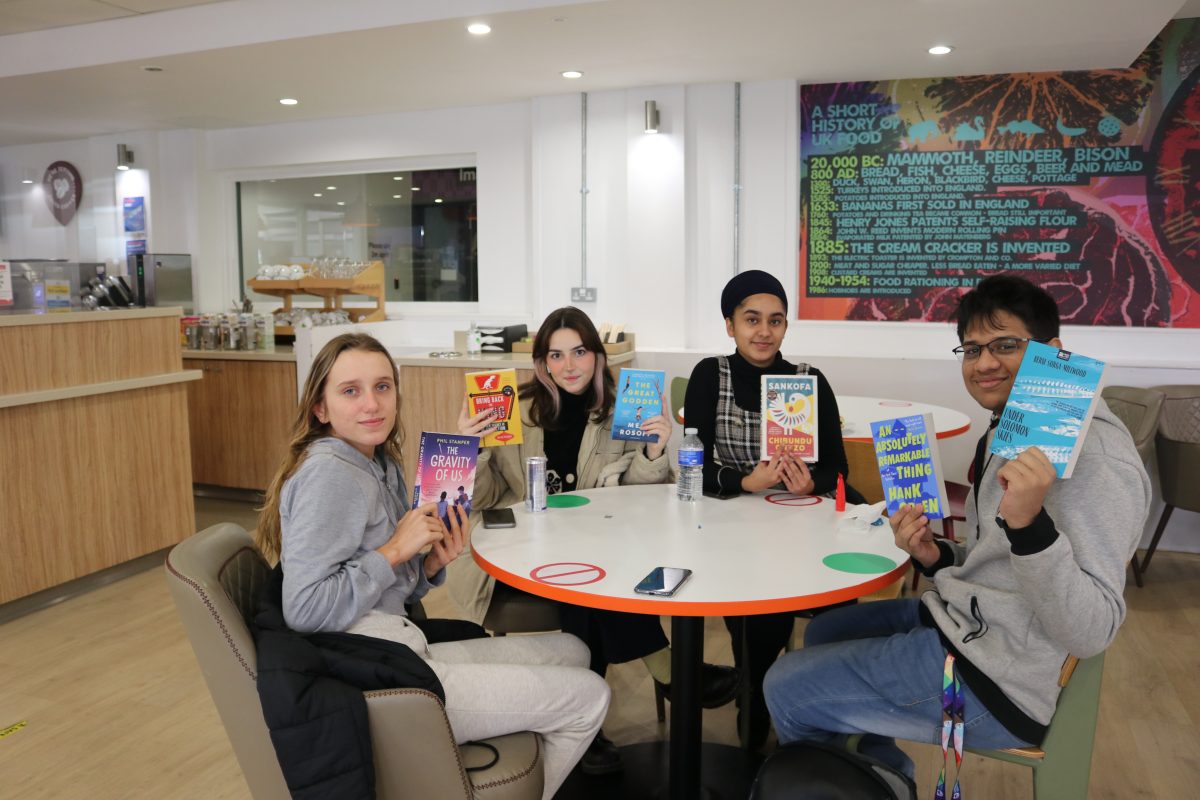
xmin=0 ymin=0 xmax=226 ymax=36
xmin=0 ymin=0 xmax=1194 ymax=147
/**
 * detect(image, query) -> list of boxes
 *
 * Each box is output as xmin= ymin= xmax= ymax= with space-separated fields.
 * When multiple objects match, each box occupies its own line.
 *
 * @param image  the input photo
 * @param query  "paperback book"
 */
xmin=465 ymin=368 xmax=524 ymax=446
xmin=612 ymin=368 xmax=666 ymax=442
xmin=871 ymin=412 xmax=949 ymax=519
xmin=412 ymin=432 xmax=480 ymax=528
xmin=760 ymin=374 xmax=818 ymax=462
xmin=989 ymin=340 xmax=1106 ymax=479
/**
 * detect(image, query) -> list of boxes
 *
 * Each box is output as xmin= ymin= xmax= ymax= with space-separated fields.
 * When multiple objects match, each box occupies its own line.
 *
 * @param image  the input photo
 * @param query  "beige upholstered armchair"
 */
xmin=165 ymin=523 xmax=544 ymax=800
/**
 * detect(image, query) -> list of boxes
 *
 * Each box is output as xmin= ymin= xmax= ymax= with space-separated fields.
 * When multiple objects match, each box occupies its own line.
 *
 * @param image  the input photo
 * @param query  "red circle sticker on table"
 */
xmin=764 ymin=493 xmax=823 ymax=507
xmin=530 ymin=562 xmax=607 ymax=586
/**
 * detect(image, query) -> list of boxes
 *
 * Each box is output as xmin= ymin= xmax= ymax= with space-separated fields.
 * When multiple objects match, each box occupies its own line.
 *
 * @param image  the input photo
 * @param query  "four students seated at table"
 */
xmin=259 ymin=273 xmax=1149 ymax=788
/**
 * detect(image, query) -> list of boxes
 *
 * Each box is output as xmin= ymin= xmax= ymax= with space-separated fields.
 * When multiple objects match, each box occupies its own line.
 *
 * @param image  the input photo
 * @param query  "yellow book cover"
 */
xmin=465 ymin=369 xmax=524 ymax=446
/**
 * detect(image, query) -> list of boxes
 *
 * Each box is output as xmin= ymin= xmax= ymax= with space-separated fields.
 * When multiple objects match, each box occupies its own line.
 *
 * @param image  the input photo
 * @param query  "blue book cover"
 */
xmin=989 ymin=341 xmax=1106 ymax=478
xmin=612 ymin=368 xmax=666 ymax=442
xmin=412 ymin=432 xmax=480 ymax=529
xmin=871 ymin=412 xmax=949 ymax=519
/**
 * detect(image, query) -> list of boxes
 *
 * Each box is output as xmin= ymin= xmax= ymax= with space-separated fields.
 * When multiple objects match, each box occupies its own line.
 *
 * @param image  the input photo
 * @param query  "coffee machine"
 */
xmin=127 ymin=253 xmax=194 ymax=313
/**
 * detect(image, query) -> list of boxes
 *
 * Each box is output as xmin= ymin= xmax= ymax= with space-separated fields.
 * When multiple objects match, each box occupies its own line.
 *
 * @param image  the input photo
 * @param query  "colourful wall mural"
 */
xmin=799 ymin=18 xmax=1200 ymax=328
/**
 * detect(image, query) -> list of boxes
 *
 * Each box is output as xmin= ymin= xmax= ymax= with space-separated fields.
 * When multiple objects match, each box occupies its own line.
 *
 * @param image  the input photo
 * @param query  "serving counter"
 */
xmin=0 ymin=308 xmax=200 ymax=604
xmin=182 ymin=347 xmax=297 ymax=491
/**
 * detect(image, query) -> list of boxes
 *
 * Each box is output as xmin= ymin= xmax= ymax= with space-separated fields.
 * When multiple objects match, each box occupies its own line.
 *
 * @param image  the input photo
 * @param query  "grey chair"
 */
xmin=1135 ymin=385 xmax=1200 ymax=586
xmin=1101 ymin=385 xmax=1165 ymax=467
xmin=483 ymin=581 xmax=562 ymax=635
xmin=165 ymin=523 xmax=543 ymax=800
xmin=1102 ymin=386 xmax=1167 ymax=588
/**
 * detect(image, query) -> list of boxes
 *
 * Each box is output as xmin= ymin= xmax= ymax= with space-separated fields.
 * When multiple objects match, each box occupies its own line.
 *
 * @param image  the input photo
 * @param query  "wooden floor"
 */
xmin=1 ymin=499 xmax=1197 ymax=799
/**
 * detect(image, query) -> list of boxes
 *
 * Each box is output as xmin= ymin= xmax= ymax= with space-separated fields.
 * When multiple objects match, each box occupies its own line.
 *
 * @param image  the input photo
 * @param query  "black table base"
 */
xmin=556 ymin=617 xmax=763 ymax=800
xmin=556 ymin=741 xmax=763 ymax=800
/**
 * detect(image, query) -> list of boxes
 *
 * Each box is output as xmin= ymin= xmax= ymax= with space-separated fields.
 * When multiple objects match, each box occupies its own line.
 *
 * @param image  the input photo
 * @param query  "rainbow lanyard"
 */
xmin=936 ymin=653 xmax=965 ymax=800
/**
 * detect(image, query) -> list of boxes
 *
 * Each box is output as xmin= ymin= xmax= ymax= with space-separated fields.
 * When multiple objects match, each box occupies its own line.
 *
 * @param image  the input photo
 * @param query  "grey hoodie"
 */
xmin=279 ymin=437 xmax=443 ymax=633
xmin=922 ymin=402 xmax=1150 ymax=729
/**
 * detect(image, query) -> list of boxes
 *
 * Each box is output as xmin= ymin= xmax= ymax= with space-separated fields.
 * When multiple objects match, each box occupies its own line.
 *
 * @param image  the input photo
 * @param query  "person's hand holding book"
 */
xmin=996 ymin=446 xmax=1056 ymax=529
xmin=889 ymin=503 xmax=940 ymax=568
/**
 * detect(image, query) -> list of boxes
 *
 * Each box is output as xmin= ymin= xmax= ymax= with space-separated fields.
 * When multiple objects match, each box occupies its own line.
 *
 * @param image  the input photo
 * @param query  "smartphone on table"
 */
xmin=481 ymin=508 xmax=517 ymax=528
xmin=634 ymin=566 xmax=693 ymax=597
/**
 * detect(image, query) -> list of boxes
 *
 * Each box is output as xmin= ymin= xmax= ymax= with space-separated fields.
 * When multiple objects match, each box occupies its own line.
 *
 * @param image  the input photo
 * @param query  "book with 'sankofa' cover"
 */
xmin=465 ymin=369 xmax=523 ymax=446
xmin=760 ymin=374 xmax=818 ymax=462
xmin=989 ymin=341 xmax=1106 ymax=479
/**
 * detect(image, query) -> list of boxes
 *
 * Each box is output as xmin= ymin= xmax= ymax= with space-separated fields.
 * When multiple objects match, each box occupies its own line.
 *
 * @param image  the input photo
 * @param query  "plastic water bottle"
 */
xmin=677 ymin=427 xmax=703 ymax=502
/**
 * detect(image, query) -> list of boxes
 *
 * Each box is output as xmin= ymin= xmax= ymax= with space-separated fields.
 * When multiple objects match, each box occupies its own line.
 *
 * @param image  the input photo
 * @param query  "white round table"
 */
xmin=836 ymin=395 xmax=972 ymax=442
xmin=472 ymin=483 xmax=909 ymax=800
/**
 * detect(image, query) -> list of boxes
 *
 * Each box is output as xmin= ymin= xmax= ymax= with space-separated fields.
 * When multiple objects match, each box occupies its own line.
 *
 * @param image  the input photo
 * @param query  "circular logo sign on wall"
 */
xmin=43 ymin=161 xmax=83 ymax=226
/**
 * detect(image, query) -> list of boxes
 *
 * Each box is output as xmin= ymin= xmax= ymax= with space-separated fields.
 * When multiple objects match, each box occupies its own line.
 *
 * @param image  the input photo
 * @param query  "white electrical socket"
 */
xmin=571 ymin=287 xmax=597 ymax=302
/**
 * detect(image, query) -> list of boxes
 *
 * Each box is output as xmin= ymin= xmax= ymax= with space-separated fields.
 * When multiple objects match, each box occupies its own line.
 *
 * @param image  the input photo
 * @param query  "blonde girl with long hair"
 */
xmin=258 ymin=332 xmax=609 ymax=800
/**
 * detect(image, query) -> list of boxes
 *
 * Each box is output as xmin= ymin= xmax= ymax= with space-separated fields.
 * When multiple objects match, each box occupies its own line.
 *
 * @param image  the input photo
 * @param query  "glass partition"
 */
xmin=238 ymin=166 xmax=477 ymax=302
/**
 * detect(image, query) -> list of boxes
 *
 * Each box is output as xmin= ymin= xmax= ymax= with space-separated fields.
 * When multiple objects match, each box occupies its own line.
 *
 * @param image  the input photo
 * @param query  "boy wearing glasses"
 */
xmin=762 ymin=275 xmax=1150 ymax=777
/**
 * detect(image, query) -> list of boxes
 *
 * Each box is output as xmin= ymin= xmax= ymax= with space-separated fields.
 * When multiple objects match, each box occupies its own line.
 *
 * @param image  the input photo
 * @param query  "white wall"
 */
xmin=2 ymin=78 xmax=1198 ymax=553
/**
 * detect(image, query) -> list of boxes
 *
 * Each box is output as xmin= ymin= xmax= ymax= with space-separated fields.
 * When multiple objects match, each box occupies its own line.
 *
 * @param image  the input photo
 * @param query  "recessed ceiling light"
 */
xmin=467 ymin=23 xmax=491 ymax=35
xmin=337 ymin=201 xmax=346 ymax=206
xmin=279 ymin=97 xmax=299 ymax=106
xmin=435 ymin=198 xmax=444 ymax=204
xmin=313 ymin=192 xmax=322 ymax=197
xmin=326 ymin=185 xmax=336 ymax=190
xmin=393 ymin=176 xmax=404 ymax=181
xmin=928 ymin=45 xmax=953 ymax=56
xmin=393 ymin=194 xmax=402 ymax=199
xmin=410 ymin=186 xmax=420 ymax=191
xmin=21 ymin=178 xmax=34 ymax=184
xmin=561 ymin=70 xmax=583 ymax=79
xmin=140 ymin=65 xmax=164 ymax=73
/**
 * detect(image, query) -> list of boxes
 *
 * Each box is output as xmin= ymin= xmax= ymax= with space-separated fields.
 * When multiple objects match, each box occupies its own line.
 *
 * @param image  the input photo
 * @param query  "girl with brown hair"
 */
xmin=258 ymin=332 xmax=609 ymax=800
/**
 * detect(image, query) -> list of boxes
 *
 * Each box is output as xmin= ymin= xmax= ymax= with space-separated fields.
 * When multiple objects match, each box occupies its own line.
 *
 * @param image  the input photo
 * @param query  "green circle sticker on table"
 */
xmin=546 ymin=494 xmax=591 ymax=508
xmin=822 ymin=552 xmax=898 ymax=574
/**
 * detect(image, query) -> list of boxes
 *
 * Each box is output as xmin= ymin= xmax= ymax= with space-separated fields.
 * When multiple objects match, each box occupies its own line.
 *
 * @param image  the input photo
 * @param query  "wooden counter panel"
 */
xmin=0 ymin=316 xmax=181 ymax=395
xmin=184 ymin=359 xmax=297 ymax=491
xmin=0 ymin=384 xmax=195 ymax=604
xmin=397 ymin=364 xmax=533 ymax=482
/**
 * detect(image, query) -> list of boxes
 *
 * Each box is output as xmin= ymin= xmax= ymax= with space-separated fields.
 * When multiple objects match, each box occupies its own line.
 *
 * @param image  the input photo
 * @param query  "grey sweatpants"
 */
xmin=348 ymin=611 xmax=609 ymax=799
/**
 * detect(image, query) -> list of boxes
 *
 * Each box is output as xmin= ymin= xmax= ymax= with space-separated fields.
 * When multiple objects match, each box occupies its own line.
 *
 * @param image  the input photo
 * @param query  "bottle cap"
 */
xmin=685 ymin=427 xmax=698 ymax=435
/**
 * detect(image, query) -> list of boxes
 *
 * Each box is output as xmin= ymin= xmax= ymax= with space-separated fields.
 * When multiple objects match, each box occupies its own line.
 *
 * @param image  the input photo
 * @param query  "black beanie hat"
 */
xmin=720 ymin=270 xmax=788 ymax=319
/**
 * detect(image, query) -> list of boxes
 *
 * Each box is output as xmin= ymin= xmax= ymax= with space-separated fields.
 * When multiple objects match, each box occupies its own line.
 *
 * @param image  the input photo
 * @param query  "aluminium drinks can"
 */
xmin=525 ymin=456 xmax=548 ymax=513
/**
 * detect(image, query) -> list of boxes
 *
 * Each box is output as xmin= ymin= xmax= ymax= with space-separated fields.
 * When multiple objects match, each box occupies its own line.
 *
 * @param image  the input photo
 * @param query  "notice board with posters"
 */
xmin=799 ymin=18 xmax=1200 ymax=328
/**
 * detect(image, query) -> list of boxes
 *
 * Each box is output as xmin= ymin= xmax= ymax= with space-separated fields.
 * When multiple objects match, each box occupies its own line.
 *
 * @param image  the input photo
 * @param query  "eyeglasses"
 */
xmin=951 ymin=336 xmax=1042 ymax=362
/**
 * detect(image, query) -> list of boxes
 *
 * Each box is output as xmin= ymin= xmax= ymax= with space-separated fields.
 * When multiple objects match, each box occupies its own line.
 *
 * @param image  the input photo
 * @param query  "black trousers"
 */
xmin=410 ymin=617 xmax=490 ymax=644
xmin=724 ymin=601 xmax=860 ymax=720
xmin=724 ymin=613 xmax=794 ymax=713
xmin=560 ymin=604 xmax=670 ymax=676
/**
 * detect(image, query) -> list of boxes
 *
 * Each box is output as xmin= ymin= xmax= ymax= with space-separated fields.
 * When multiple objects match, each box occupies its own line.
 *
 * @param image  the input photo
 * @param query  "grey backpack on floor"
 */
xmin=749 ymin=742 xmax=918 ymax=800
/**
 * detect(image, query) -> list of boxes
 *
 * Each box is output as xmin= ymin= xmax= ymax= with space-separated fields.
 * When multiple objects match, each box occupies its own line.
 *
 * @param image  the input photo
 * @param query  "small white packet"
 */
xmin=836 ymin=501 xmax=887 ymax=534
